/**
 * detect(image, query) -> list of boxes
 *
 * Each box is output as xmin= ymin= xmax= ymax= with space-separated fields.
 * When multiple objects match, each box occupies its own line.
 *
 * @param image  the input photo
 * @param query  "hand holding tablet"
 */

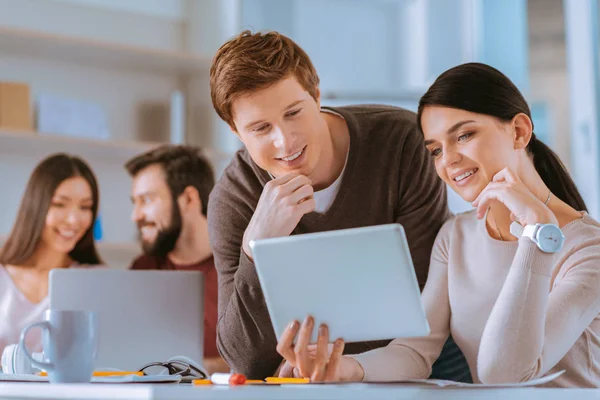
xmin=250 ymin=223 xmax=431 ymax=381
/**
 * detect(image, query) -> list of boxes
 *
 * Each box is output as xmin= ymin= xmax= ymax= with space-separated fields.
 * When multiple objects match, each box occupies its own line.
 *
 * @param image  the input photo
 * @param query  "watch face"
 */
xmin=536 ymin=224 xmax=565 ymax=253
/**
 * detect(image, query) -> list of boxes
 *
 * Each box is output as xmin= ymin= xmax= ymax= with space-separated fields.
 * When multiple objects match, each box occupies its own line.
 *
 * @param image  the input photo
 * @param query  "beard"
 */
xmin=139 ymin=203 xmax=182 ymax=257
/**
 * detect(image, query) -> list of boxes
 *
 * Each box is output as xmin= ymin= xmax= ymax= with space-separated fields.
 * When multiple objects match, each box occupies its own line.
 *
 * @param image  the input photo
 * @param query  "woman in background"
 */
xmin=0 ymin=153 xmax=103 ymax=356
xmin=276 ymin=63 xmax=600 ymax=387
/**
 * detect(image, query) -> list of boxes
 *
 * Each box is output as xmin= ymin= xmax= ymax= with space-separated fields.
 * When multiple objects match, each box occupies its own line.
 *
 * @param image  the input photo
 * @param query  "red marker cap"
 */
xmin=229 ymin=373 xmax=247 ymax=385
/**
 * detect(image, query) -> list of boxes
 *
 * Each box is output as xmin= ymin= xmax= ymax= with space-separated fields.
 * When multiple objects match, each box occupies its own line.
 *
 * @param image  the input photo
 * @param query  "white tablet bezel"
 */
xmin=250 ymin=224 xmax=430 ymax=344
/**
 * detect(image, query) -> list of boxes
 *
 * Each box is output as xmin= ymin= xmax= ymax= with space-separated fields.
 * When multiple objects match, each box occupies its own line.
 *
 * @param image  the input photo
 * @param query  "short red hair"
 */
xmin=210 ymin=30 xmax=320 ymax=130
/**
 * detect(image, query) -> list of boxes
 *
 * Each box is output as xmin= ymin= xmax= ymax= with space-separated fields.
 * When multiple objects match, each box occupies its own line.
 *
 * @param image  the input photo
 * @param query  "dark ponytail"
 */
xmin=529 ymin=136 xmax=587 ymax=211
xmin=417 ymin=62 xmax=587 ymax=212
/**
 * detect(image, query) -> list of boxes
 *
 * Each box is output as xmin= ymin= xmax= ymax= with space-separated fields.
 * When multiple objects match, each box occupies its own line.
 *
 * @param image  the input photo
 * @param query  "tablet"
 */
xmin=249 ymin=224 xmax=430 ymax=344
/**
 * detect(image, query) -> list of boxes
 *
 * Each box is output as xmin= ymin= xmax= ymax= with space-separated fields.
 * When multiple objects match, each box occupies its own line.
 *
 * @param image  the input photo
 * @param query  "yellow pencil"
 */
xmin=265 ymin=377 xmax=310 ymax=384
xmin=193 ymin=379 xmax=213 ymax=385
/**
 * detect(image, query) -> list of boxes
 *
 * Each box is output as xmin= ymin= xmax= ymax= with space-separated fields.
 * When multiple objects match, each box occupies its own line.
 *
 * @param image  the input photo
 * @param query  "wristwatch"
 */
xmin=510 ymin=222 xmax=565 ymax=253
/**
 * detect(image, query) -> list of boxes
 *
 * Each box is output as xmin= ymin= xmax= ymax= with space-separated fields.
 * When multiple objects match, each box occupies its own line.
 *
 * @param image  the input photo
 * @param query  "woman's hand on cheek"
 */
xmin=472 ymin=167 xmax=558 ymax=226
xmin=275 ymin=316 xmax=362 ymax=382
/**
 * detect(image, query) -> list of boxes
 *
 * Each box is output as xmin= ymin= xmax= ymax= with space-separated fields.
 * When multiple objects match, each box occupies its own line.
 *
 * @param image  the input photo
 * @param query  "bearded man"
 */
xmin=125 ymin=145 xmax=228 ymax=373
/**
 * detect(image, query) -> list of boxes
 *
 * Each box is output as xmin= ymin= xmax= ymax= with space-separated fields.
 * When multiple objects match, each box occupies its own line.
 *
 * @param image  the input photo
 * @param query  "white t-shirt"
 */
xmin=269 ymin=108 xmax=349 ymax=214
xmin=0 ymin=265 xmax=48 ymax=356
xmin=312 ymin=157 xmax=347 ymax=213
xmin=312 ymin=108 xmax=349 ymax=213
xmin=0 ymin=263 xmax=99 ymax=357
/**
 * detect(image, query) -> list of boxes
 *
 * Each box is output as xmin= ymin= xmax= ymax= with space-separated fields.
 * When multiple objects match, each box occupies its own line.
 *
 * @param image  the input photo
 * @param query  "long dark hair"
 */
xmin=0 ymin=153 xmax=103 ymax=266
xmin=417 ymin=62 xmax=587 ymax=212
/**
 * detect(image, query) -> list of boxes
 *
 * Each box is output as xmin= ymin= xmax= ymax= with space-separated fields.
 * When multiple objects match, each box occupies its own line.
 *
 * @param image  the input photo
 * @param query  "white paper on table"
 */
xmin=0 ymin=373 xmax=46 ymax=382
xmin=0 ymin=373 xmax=180 ymax=384
xmin=405 ymin=370 xmax=565 ymax=388
xmin=92 ymin=375 xmax=181 ymax=384
xmin=370 ymin=370 xmax=565 ymax=388
xmin=307 ymin=370 xmax=566 ymax=389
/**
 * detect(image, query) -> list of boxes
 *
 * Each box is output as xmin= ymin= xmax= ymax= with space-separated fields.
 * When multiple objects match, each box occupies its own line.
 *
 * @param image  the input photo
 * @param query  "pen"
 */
xmin=210 ymin=372 xmax=247 ymax=385
xmin=193 ymin=379 xmax=212 ymax=385
xmin=265 ymin=377 xmax=310 ymax=384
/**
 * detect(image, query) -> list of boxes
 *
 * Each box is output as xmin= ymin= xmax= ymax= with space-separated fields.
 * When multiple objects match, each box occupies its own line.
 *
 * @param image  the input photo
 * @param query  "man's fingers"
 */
xmin=306 ymin=344 xmax=318 ymax=357
xmin=288 ymin=184 xmax=314 ymax=205
xmin=276 ymin=320 xmax=299 ymax=366
xmin=296 ymin=198 xmax=316 ymax=215
xmin=269 ymin=173 xmax=301 ymax=187
xmin=278 ymin=361 xmax=295 ymax=378
xmin=310 ymin=324 xmax=330 ymax=382
xmin=294 ymin=316 xmax=315 ymax=376
xmin=324 ymin=339 xmax=345 ymax=382
xmin=279 ymin=175 xmax=312 ymax=196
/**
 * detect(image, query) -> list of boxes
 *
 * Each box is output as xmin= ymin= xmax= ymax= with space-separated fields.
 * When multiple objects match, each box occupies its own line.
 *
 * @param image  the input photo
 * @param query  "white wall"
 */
xmin=240 ymin=0 xmax=425 ymax=96
xmin=0 ymin=0 xmax=185 ymax=51
xmin=51 ymin=0 xmax=186 ymax=20
xmin=563 ymin=0 xmax=600 ymax=217
xmin=528 ymin=0 xmax=571 ymax=167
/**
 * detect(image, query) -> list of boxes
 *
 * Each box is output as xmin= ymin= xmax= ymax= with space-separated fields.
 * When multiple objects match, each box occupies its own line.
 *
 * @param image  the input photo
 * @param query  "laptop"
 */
xmin=250 ymin=224 xmax=430 ymax=344
xmin=49 ymin=269 xmax=204 ymax=371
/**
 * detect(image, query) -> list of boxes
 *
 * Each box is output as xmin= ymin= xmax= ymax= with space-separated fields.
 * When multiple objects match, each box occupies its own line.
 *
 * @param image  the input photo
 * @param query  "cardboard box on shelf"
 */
xmin=0 ymin=82 xmax=33 ymax=131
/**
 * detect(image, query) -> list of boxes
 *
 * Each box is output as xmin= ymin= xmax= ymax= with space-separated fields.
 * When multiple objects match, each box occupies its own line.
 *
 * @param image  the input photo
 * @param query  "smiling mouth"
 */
xmin=277 ymin=146 xmax=306 ymax=162
xmin=55 ymin=228 xmax=78 ymax=240
xmin=140 ymin=225 xmax=156 ymax=234
xmin=453 ymin=168 xmax=478 ymax=182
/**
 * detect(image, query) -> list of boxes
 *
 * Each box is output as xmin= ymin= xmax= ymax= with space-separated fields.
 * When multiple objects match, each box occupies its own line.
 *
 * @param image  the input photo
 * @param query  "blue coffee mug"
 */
xmin=19 ymin=310 xmax=99 ymax=383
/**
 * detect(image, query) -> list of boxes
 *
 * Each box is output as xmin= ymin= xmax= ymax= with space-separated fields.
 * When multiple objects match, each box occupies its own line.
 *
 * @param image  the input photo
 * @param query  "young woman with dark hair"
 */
xmin=0 ymin=153 xmax=103 ymax=355
xmin=276 ymin=63 xmax=600 ymax=388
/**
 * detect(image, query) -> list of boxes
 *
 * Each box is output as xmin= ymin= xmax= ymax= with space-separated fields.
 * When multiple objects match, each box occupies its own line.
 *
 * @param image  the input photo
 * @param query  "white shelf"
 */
xmin=0 ymin=26 xmax=211 ymax=75
xmin=0 ymin=129 xmax=152 ymax=160
xmin=0 ymin=130 xmax=234 ymax=164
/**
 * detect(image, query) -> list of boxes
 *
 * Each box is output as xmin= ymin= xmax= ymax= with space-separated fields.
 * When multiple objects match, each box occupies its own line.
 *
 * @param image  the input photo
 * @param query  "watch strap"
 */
xmin=509 ymin=221 xmax=524 ymax=238
xmin=522 ymin=224 xmax=539 ymax=240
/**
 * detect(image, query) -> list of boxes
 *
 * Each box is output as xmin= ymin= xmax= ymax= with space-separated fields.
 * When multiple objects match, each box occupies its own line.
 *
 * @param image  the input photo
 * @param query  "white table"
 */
xmin=1 ymin=383 xmax=599 ymax=400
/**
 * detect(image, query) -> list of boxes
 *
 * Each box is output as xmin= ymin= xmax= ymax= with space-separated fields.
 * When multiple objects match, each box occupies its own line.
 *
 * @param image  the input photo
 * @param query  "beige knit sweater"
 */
xmin=352 ymin=211 xmax=600 ymax=387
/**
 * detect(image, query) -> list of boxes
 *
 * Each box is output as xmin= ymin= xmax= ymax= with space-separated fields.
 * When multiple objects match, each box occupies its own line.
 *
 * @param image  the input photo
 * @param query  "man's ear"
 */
xmin=512 ymin=113 xmax=533 ymax=150
xmin=178 ymin=186 xmax=201 ymax=212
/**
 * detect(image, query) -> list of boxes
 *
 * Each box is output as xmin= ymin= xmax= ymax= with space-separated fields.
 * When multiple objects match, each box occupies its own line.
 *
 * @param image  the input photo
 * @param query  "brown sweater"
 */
xmin=207 ymin=105 xmax=450 ymax=379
